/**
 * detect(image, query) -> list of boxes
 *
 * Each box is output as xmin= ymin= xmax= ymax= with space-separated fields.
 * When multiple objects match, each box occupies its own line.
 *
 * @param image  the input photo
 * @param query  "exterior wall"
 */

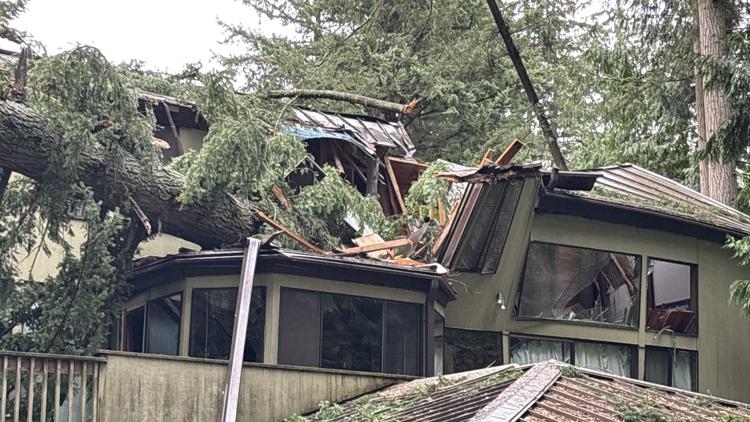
xmin=97 ymin=351 xmax=409 ymax=422
xmin=123 ymin=272 xmax=427 ymax=365
xmin=444 ymin=184 xmax=750 ymax=402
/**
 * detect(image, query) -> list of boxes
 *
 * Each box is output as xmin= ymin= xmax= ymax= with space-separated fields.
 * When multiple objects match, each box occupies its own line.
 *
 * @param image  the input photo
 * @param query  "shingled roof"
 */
xmin=295 ymin=361 xmax=750 ymax=421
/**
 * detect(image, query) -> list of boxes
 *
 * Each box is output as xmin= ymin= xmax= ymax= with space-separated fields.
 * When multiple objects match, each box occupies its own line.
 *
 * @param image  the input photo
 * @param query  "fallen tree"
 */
xmin=0 ymin=100 xmax=259 ymax=249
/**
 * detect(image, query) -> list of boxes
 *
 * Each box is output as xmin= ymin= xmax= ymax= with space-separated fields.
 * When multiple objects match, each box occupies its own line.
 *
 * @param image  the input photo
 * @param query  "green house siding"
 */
xmin=444 ymin=181 xmax=750 ymax=402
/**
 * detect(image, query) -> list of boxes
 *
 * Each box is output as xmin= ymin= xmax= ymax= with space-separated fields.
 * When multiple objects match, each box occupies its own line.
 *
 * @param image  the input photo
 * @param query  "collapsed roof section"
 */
xmin=436 ymin=158 xmax=750 ymax=270
xmin=298 ymin=361 xmax=750 ymax=421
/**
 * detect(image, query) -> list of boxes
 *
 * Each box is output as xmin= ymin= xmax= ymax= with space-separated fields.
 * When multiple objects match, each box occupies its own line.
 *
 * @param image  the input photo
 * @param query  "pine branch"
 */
xmin=268 ymin=89 xmax=421 ymax=115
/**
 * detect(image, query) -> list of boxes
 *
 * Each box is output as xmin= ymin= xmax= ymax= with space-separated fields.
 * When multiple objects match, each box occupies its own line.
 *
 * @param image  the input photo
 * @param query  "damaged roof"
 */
xmin=542 ymin=164 xmax=750 ymax=238
xmin=131 ymin=247 xmax=456 ymax=305
xmin=286 ymin=107 xmax=416 ymax=157
xmin=297 ymin=361 xmax=750 ymax=421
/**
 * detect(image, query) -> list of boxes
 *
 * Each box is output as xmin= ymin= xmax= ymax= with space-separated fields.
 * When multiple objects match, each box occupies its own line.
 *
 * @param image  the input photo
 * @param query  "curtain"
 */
xmin=673 ymin=350 xmax=696 ymax=391
xmin=511 ymin=338 xmax=570 ymax=365
xmin=575 ymin=342 xmax=632 ymax=377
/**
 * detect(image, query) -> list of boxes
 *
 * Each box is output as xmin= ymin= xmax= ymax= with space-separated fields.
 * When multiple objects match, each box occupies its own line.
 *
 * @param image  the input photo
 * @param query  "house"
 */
xmin=294 ymin=360 xmax=750 ymax=421
xmin=433 ymin=160 xmax=750 ymax=402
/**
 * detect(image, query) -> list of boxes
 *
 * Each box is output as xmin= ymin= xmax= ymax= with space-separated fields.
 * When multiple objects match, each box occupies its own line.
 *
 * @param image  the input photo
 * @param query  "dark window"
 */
xmin=434 ymin=312 xmax=445 ymax=375
xmin=189 ymin=287 xmax=266 ymax=362
xmin=384 ymin=302 xmax=421 ymax=375
xmin=278 ymin=288 xmax=422 ymax=375
xmin=278 ymin=289 xmax=320 ymax=367
xmin=645 ymin=347 xmax=698 ymax=391
xmin=443 ymin=328 xmax=501 ymax=374
xmin=321 ymin=294 xmax=383 ymax=372
xmin=123 ymin=306 xmax=145 ymax=353
xmin=146 ymin=294 xmax=182 ymax=355
xmin=517 ymin=242 xmax=641 ymax=327
xmin=510 ymin=336 xmax=635 ymax=378
xmin=647 ymin=259 xmax=698 ymax=335
xmin=453 ymin=179 xmax=523 ymax=273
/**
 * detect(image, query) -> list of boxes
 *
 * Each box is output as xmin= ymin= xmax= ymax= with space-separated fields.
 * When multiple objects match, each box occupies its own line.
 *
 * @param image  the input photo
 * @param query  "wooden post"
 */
xmin=219 ymin=237 xmax=261 ymax=422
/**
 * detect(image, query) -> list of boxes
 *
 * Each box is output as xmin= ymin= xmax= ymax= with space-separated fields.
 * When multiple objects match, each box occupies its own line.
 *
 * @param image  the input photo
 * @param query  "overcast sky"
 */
xmin=11 ymin=0 xmax=283 ymax=72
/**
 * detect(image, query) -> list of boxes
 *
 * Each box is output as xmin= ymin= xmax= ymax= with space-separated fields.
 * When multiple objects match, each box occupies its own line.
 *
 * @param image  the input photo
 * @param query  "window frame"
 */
xmin=509 ymin=334 xmax=638 ymax=378
xmin=144 ymin=292 xmax=184 ymax=356
xmin=646 ymin=257 xmax=698 ymax=336
xmin=644 ymin=346 xmax=698 ymax=391
xmin=277 ymin=287 xmax=424 ymax=375
xmin=442 ymin=327 xmax=503 ymax=375
xmin=188 ymin=286 xmax=267 ymax=362
xmin=513 ymin=241 xmax=642 ymax=330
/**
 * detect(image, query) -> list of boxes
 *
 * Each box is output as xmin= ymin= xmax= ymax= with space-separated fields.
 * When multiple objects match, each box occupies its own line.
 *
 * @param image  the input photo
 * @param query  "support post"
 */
xmin=366 ymin=157 xmax=380 ymax=197
xmin=220 ymin=237 xmax=261 ymax=422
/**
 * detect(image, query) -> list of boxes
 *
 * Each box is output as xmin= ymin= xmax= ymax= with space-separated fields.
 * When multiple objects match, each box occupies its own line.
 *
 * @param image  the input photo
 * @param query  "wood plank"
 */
xmin=271 ymin=185 xmax=293 ymax=211
xmin=339 ymin=238 xmax=412 ymax=255
xmin=66 ymin=361 xmax=73 ymax=422
xmin=478 ymin=148 xmax=495 ymax=166
xmin=494 ymin=139 xmax=524 ymax=165
xmin=384 ymin=157 xmax=406 ymax=214
xmin=91 ymin=364 xmax=98 ymax=422
xmin=220 ymin=238 xmax=261 ymax=422
xmin=25 ymin=359 xmax=32 ymax=422
xmin=1 ymin=356 xmax=7 ymax=422
xmin=53 ymin=361 xmax=60 ymax=422
xmin=40 ymin=361 xmax=47 ymax=422
xmin=255 ymin=211 xmax=325 ymax=254
xmin=80 ymin=362 xmax=87 ymax=422
xmin=13 ymin=358 xmax=19 ymax=422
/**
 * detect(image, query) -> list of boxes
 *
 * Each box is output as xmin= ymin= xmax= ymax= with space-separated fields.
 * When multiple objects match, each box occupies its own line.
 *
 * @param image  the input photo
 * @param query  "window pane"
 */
xmin=434 ymin=312 xmax=444 ymax=375
xmin=321 ymin=294 xmax=383 ymax=372
xmin=189 ymin=288 xmax=265 ymax=362
xmin=645 ymin=347 xmax=670 ymax=386
xmin=574 ymin=341 xmax=633 ymax=377
xmin=278 ymin=289 xmax=320 ymax=367
xmin=444 ymin=328 xmax=501 ymax=374
xmin=124 ymin=306 xmax=144 ymax=353
xmin=518 ymin=243 xmax=641 ymax=326
xmin=146 ymin=294 xmax=182 ymax=355
xmin=510 ymin=337 xmax=571 ymax=366
xmin=673 ymin=350 xmax=697 ymax=391
xmin=647 ymin=260 xmax=697 ymax=335
xmin=384 ymin=302 xmax=421 ymax=376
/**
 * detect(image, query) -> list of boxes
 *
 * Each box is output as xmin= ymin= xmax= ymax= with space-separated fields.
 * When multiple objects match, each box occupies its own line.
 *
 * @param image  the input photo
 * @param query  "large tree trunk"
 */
xmin=698 ymin=0 xmax=737 ymax=206
xmin=0 ymin=100 xmax=259 ymax=248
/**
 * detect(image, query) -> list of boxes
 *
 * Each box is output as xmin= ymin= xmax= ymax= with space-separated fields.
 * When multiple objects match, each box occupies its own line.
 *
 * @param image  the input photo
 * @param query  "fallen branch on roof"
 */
xmin=269 ymin=89 xmax=420 ymax=115
xmin=255 ymin=211 xmax=325 ymax=254
xmin=0 ymin=100 xmax=260 ymax=248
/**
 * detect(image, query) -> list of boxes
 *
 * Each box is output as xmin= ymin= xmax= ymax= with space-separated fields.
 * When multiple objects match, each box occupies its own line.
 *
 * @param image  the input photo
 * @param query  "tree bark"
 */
xmin=485 ymin=0 xmax=569 ymax=171
xmin=268 ymin=89 xmax=420 ymax=115
xmin=0 ymin=100 xmax=259 ymax=248
xmin=694 ymin=38 xmax=710 ymax=196
xmin=698 ymin=0 xmax=737 ymax=206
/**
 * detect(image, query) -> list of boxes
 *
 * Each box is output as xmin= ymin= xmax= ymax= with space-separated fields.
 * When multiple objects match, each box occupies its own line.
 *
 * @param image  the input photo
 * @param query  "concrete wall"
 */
xmin=97 ymin=352 xmax=409 ymax=421
xmin=444 ymin=181 xmax=750 ymax=402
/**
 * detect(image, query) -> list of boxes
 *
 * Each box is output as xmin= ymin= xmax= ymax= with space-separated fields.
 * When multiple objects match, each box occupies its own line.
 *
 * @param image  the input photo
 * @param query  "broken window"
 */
xmin=123 ymin=306 xmax=145 ymax=353
xmin=443 ymin=328 xmax=502 ymax=374
xmin=517 ymin=242 xmax=641 ymax=327
xmin=510 ymin=336 xmax=635 ymax=377
xmin=452 ymin=179 xmax=524 ymax=274
xmin=647 ymin=259 xmax=698 ymax=335
xmin=278 ymin=288 xmax=422 ymax=375
xmin=189 ymin=287 xmax=266 ymax=362
xmin=645 ymin=347 xmax=697 ymax=391
xmin=145 ymin=293 xmax=182 ymax=356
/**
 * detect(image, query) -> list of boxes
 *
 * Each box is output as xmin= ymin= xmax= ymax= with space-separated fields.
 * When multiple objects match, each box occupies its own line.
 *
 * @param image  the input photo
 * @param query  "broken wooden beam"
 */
xmin=271 ymin=185 xmax=293 ymax=211
xmin=255 ymin=211 xmax=325 ymax=254
xmin=494 ymin=139 xmax=524 ymax=166
xmin=339 ymin=238 xmax=413 ymax=255
xmin=269 ymin=89 xmax=419 ymax=115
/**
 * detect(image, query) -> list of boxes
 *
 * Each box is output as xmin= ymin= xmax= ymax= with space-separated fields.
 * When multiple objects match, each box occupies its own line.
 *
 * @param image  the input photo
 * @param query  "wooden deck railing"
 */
xmin=0 ymin=351 xmax=104 ymax=422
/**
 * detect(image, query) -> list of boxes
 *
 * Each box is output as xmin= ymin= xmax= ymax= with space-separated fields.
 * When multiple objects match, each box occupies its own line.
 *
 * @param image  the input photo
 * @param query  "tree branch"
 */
xmin=485 ymin=0 xmax=569 ymax=170
xmin=0 ymin=100 xmax=260 ymax=248
xmin=269 ymin=89 xmax=421 ymax=115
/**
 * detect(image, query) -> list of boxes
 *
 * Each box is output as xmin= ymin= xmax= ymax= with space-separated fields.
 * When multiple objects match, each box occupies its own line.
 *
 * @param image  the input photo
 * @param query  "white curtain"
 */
xmin=511 ymin=339 xmax=570 ymax=365
xmin=574 ymin=342 xmax=632 ymax=377
xmin=672 ymin=350 xmax=695 ymax=391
